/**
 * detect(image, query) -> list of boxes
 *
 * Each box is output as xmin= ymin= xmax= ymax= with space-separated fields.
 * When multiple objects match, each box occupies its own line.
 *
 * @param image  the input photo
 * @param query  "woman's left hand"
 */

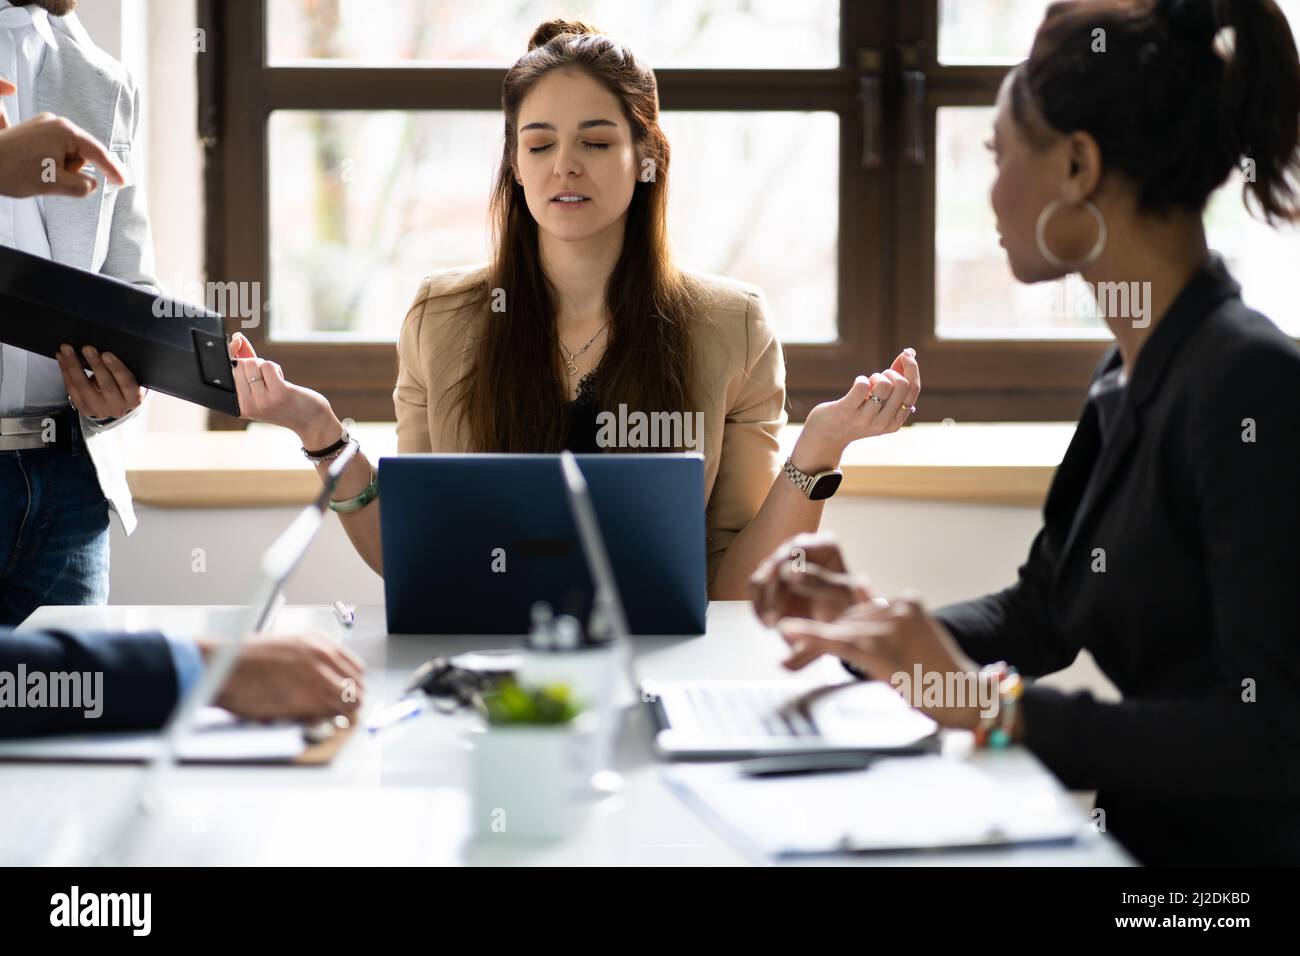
xmin=55 ymin=343 xmax=146 ymax=422
xmin=776 ymin=595 xmax=984 ymax=730
xmin=799 ymin=348 xmax=920 ymax=462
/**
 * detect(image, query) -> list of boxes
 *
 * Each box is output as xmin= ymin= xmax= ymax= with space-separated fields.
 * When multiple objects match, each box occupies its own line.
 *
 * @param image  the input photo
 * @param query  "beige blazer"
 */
xmin=393 ymin=265 xmax=788 ymax=583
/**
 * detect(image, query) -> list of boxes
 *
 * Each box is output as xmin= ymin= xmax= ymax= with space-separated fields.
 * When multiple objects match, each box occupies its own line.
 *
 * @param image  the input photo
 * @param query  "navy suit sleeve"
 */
xmin=0 ymin=628 xmax=178 ymax=738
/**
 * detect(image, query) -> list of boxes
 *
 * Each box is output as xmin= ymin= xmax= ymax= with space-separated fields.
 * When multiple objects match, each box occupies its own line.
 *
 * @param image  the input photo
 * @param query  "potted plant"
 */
xmin=470 ymin=681 xmax=596 ymax=839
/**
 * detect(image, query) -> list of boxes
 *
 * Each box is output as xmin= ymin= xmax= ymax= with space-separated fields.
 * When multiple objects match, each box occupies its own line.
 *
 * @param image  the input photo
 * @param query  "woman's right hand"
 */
xmin=228 ymin=332 xmax=342 ymax=447
xmin=749 ymin=532 xmax=877 ymax=627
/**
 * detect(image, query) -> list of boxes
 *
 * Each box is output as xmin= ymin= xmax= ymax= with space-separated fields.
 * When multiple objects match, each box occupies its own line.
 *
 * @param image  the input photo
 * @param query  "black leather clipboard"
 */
xmin=0 ymin=244 xmax=240 ymax=416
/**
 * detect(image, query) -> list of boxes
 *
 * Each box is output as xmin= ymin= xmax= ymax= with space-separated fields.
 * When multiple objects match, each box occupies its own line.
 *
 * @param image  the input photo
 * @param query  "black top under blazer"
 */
xmin=934 ymin=256 xmax=1300 ymax=865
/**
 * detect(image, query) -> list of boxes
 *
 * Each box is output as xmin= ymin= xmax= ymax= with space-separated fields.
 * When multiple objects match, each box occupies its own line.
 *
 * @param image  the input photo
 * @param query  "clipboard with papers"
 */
xmin=0 ymin=707 xmax=321 ymax=764
xmin=665 ymin=755 xmax=1086 ymax=859
xmin=0 ymin=449 xmax=361 ymax=779
xmin=0 ymin=243 xmax=240 ymax=415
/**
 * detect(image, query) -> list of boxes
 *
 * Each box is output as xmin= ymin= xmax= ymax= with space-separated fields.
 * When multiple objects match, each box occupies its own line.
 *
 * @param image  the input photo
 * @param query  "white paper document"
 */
xmin=0 ymin=707 xmax=307 ymax=763
xmin=666 ymin=755 xmax=1085 ymax=858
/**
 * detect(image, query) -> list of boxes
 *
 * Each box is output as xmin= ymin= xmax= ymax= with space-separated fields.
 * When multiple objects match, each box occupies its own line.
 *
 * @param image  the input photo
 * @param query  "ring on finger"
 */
xmin=248 ymin=375 xmax=263 ymax=385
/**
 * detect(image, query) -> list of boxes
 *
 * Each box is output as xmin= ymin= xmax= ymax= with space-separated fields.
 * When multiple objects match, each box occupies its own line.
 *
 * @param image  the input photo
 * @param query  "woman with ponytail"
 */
xmin=232 ymin=18 xmax=921 ymax=597
xmin=751 ymin=0 xmax=1300 ymax=865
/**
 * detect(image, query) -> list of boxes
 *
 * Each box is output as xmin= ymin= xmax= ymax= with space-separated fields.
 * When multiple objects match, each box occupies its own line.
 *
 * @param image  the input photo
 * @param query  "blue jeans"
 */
xmin=0 ymin=426 xmax=109 ymax=627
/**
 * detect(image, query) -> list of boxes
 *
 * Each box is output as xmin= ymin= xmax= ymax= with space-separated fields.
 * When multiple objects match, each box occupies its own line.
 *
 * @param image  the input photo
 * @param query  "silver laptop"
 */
xmin=36 ymin=446 xmax=358 ymax=866
xmin=556 ymin=453 xmax=938 ymax=760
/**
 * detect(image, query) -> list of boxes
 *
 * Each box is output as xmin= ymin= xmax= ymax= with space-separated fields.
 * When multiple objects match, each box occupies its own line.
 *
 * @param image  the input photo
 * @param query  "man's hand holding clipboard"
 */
xmin=2 ymin=75 xmax=148 ymax=421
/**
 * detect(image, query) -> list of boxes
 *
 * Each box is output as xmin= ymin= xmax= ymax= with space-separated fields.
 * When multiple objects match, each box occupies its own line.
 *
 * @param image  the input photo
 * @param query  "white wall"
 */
xmin=107 ymin=498 xmax=1039 ymax=609
xmin=108 ymin=504 xmax=386 ymax=607
xmin=819 ymin=497 xmax=1043 ymax=607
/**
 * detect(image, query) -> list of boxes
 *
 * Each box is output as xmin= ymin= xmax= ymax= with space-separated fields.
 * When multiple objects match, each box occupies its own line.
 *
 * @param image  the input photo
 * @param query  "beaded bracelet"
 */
xmin=974 ymin=662 xmax=1023 ymax=749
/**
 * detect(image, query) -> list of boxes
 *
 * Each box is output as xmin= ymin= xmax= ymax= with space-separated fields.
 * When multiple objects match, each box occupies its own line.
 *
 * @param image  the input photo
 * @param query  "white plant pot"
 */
xmin=516 ymin=643 xmax=622 ymax=709
xmin=470 ymin=712 xmax=597 ymax=839
xmin=514 ymin=641 xmax=630 ymax=777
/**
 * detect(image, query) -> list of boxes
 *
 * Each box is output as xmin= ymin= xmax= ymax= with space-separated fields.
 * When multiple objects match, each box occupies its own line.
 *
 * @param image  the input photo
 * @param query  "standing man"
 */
xmin=0 ymin=81 xmax=369 ymax=738
xmin=0 ymin=0 xmax=156 ymax=625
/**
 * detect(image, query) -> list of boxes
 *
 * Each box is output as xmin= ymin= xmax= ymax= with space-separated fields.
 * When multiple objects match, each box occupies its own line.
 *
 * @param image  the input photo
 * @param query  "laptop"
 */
xmin=34 ymin=446 xmax=357 ymax=866
xmin=643 ymin=679 xmax=940 ymax=759
xmin=379 ymin=454 xmax=707 ymax=635
xmin=553 ymin=453 xmax=939 ymax=760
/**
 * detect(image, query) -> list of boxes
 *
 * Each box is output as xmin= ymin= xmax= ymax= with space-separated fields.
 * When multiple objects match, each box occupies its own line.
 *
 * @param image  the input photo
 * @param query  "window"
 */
xmin=202 ymin=0 xmax=1300 ymax=426
xmin=932 ymin=0 xmax=1300 ymax=346
xmin=265 ymin=108 xmax=840 ymax=346
xmin=265 ymin=0 xmax=840 ymax=69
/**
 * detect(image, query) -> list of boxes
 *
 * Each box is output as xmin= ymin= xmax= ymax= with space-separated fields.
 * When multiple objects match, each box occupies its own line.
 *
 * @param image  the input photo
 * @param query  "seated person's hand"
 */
xmin=777 ymin=596 xmax=983 ymax=731
xmin=55 ymin=344 xmax=145 ymax=422
xmin=749 ymin=532 xmax=877 ymax=627
xmin=0 ymin=80 xmax=126 ymax=199
xmin=196 ymin=632 xmax=366 ymax=722
xmin=228 ymin=332 xmax=340 ymax=447
xmin=802 ymin=348 xmax=921 ymax=453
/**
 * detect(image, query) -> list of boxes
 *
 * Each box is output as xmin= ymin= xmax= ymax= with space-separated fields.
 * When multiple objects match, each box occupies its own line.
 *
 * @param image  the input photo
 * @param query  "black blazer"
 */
xmin=935 ymin=256 xmax=1300 ymax=866
xmin=0 ymin=628 xmax=177 ymax=738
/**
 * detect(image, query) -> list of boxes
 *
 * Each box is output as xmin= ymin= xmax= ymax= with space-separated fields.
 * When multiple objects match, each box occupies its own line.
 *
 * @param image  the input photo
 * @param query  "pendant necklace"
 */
xmin=559 ymin=322 xmax=610 ymax=377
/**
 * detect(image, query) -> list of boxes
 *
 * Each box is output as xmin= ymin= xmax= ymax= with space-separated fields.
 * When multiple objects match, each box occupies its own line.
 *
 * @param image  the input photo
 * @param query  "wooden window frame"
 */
xmin=200 ymin=0 xmax=1104 ymax=430
xmin=889 ymin=2 xmax=1106 ymax=422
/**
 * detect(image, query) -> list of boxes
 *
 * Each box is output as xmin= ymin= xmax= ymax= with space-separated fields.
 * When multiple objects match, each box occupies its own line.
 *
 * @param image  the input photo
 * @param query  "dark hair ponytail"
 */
xmin=1012 ymin=0 xmax=1300 ymax=222
xmin=1206 ymin=0 xmax=1300 ymax=222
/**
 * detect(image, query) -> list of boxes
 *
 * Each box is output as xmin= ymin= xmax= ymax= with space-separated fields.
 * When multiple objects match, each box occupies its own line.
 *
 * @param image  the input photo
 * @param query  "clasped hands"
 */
xmin=748 ymin=532 xmax=984 ymax=731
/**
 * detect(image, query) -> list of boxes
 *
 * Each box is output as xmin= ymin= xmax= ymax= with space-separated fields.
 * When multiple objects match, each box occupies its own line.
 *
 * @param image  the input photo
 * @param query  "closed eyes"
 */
xmin=527 ymin=142 xmax=611 ymax=154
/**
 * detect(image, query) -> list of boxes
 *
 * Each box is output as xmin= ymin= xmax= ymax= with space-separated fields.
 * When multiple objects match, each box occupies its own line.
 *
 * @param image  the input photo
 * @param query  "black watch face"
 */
xmin=809 ymin=472 xmax=843 ymax=500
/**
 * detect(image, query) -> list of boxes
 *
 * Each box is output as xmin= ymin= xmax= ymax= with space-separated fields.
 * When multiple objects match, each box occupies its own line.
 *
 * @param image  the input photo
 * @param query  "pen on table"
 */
xmin=736 ymin=753 xmax=878 ymax=777
xmin=332 ymin=600 xmax=355 ymax=628
xmin=366 ymin=696 xmax=425 ymax=734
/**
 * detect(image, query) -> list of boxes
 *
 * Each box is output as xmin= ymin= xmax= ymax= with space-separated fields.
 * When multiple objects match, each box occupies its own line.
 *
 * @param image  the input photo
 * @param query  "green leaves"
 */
xmin=482 ymin=680 xmax=582 ymax=726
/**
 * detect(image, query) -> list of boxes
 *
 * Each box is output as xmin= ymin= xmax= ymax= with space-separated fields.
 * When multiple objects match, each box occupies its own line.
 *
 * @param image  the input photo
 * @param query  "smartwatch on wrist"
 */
xmin=782 ymin=456 xmax=843 ymax=500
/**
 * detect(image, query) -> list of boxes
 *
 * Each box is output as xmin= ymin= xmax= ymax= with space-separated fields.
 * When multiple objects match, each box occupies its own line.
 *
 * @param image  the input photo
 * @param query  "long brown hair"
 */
xmin=450 ymin=18 xmax=702 ymax=452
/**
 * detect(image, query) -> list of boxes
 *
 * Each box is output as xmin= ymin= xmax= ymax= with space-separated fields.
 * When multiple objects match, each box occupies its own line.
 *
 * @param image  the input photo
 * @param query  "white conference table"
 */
xmin=4 ymin=601 xmax=1132 ymax=866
